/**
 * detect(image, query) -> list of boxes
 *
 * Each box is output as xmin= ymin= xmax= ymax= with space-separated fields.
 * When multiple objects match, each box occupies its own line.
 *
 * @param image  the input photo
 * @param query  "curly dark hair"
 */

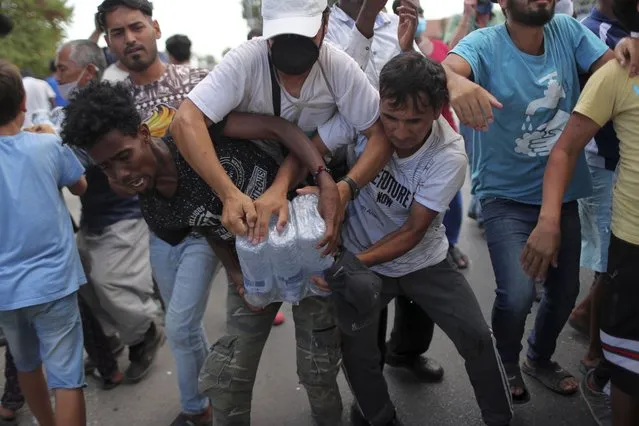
xmin=61 ymin=81 xmax=141 ymax=150
xmin=379 ymin=51 xmax=449 ymax=114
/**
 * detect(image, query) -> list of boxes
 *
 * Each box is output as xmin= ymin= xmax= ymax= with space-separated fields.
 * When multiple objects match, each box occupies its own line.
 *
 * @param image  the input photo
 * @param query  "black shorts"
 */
xmin=600 ymin=233 xmax=639 ymax=397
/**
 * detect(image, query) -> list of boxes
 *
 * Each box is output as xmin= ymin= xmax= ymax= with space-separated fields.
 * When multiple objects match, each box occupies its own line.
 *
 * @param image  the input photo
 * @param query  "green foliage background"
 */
xmin=0 ymin=0 xmax=73 ymax=77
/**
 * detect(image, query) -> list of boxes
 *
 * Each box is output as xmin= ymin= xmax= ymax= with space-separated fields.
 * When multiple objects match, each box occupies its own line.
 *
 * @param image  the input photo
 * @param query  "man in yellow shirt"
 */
xmin=521 ymin=2 xmax=639 ymax=420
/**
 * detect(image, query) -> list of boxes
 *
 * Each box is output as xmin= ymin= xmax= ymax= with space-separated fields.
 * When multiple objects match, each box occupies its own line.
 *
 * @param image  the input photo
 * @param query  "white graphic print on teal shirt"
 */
xmin=515 ymin=71 xmax=570 ymax=157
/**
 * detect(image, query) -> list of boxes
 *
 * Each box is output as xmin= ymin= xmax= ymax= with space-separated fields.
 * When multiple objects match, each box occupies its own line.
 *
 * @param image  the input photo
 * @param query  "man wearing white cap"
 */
xmin=170 ymin=0 xmax=393 ymax=425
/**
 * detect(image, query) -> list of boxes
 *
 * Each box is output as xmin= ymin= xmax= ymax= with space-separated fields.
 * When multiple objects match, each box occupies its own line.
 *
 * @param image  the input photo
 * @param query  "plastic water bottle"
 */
xmin=292 ymin=194 xmax=334 ymax=296
xmin=269 ymin=202 xmax=305 ymax=304
xmin=236 ymin=236 xmax=274 ymax=308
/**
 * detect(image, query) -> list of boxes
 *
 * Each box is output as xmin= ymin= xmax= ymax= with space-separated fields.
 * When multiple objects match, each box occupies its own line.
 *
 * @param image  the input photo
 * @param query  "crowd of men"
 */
xmin=0 ymin=0 xmax=638 ymax=425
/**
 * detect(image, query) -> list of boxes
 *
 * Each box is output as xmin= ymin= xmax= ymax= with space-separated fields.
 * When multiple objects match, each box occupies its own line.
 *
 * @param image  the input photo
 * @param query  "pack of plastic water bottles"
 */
xmin=236 ymin=194 xmax=334 ymax=308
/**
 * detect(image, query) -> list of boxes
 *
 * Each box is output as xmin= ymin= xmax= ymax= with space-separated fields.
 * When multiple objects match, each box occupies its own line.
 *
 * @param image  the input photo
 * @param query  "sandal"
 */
xmin=0 ymin=405 xmax=16 ymax=423
xmin=522 ymin=359 xmax=578 ymax=396
xmin=448 ymin=245 xmax=469 ymax=269
xmin=504 ymin=363 xmax=531 ymax=404
xmin=579 ymin=359 xmax=600 ymax=376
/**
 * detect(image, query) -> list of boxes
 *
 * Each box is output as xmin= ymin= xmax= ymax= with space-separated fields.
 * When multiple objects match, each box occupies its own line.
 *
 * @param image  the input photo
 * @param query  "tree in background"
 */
xmin=242 ymin=0 xmax=262 ymax=33
xmin=0 ymin=0 xmax=73 ymax=77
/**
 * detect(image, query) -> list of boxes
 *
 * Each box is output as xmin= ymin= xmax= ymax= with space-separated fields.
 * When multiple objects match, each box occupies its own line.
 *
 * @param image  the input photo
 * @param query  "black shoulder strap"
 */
xmin=268 ymin=55 xmax=281 ymax=117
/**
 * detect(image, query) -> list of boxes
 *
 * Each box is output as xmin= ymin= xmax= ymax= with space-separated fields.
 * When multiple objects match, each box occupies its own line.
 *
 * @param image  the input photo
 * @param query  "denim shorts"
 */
xmin=578 ymin=166 xmax=614 ymax=273
xmin=0 ymin=292 xmax=85 ymax=390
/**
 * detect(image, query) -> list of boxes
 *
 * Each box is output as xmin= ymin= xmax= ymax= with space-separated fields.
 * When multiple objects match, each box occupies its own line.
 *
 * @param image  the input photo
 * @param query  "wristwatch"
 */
xmin=340 ymin=175 xmax=360 ymax=200
xmin=311 ymin=165 xmax=332 ymax=185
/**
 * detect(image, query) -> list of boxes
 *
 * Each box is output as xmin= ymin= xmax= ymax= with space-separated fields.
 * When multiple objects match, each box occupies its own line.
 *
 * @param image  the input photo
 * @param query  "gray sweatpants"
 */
xmin=77 ymin=218 xmax=158 ymax=346
xmin=343 ymin=259 xmax=513 ymax=426
xmin=199 ymin=279 xmax=343 ymax=426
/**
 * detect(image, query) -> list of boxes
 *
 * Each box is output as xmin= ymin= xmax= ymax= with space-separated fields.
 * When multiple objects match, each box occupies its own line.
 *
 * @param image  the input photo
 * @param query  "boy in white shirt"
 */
xmin=316 ymin=52 xmax=513 ymax=426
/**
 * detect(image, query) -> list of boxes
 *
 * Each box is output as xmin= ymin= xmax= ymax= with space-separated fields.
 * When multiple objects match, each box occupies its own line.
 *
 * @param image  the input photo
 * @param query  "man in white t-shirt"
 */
xmin=21 ymin=71 xmax=55 ymax=128
xmin=315 ymin=53 xmax=513 ymax=426
xmin=171 ymin=0 xmax=393 ymax=424
xmin=171 ymin=0 xmax=391 ymax=241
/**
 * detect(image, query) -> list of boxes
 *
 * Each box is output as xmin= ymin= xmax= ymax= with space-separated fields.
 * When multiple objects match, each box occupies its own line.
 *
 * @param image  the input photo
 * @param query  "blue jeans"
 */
xmin=481 ymin=198 xmax=581 ymax=365
xmin=444 ymin=191 xmax=463 ymax=245
xmin=0 ymin=292 xmax=85 ymax=390
xmin=150 ymin=234 xmax=218 ymax=415
xmin=460 ymin=124 xmax=483 ymax=224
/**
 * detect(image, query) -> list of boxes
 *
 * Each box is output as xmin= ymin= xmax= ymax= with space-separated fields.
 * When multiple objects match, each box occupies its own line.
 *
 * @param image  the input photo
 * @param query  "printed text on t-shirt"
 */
xmin=371 ymin=169 xmax=413 ymax=208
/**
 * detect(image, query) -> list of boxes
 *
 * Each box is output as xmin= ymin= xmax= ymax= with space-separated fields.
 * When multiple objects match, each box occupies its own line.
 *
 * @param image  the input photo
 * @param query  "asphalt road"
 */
xmin=0 ymin=187 xmax=598 ymax=426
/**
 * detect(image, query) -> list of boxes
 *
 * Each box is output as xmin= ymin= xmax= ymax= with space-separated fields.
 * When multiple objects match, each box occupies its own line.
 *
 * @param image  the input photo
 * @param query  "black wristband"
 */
xmin=340 ymin=175 xmax=360 ymax=200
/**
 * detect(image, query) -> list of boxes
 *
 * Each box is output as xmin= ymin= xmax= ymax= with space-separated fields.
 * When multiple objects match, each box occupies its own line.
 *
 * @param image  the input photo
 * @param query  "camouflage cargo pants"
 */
xmin=199 ymin=279 xmax=343 ymax=425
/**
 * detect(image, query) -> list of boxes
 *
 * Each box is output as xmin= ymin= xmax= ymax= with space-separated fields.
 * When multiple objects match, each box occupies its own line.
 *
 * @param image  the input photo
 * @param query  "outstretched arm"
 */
xmin=222 ymin=112 xmax=327 ymax=177
xmin=442 ymin=53 xmax=503 ymax=131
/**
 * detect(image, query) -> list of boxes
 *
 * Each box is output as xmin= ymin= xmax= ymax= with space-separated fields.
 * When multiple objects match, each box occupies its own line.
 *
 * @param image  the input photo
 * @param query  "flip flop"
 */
xmin=522 ymin=360 xmax=578 ymax=396
xmin=504 ymin=363 xmax=531 ymax=404
xmin=0 ymin=407 xmax=16 ymax=423
xmin=579 ymin=359 xmax=600 ymax=376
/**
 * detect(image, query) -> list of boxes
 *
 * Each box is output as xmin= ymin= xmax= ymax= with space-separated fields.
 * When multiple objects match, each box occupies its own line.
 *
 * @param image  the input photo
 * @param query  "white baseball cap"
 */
xmin=262 ymin=0 xmax=328 ymax=39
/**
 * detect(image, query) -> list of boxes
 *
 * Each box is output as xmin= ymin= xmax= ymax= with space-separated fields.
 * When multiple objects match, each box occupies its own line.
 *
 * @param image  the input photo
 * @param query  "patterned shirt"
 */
xmin=139 ymin=133 xmax=278 ymax=243
xmin=128 ymin=63 xmax=208 ymax=244
xmin=130 ymin=64 xmax=209 ymax=138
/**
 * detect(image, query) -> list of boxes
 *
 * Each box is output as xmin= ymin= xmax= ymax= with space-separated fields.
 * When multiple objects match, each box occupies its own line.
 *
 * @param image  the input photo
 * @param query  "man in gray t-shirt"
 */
xmin=315 ymin=52 xmax=513 ymax=426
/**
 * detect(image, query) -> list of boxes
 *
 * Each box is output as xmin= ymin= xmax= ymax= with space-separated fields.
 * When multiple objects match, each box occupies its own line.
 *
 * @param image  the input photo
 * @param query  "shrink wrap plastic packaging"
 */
xmin=236 ymin=194 xmax=334 ymax=308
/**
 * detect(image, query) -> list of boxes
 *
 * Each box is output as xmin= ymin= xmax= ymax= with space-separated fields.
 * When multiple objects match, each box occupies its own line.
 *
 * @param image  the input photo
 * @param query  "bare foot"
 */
xmin=560 ymin=376 xmax=579 ymax=393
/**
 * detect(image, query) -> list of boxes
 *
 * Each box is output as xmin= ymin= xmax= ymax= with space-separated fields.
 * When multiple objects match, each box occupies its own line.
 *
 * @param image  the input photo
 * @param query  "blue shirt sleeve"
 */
xmin=560 ymin=15 xmax=609 ymax=74
xmin=57 ymin=144 xmax=85 ymax=188
xmin=449 ymin=27 xmax=493 ymax=86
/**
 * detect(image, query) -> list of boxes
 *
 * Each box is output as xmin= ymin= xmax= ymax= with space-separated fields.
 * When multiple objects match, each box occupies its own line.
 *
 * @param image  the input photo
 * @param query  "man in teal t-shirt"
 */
xmin=443 ymin=0 xmax=616 ymax=404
